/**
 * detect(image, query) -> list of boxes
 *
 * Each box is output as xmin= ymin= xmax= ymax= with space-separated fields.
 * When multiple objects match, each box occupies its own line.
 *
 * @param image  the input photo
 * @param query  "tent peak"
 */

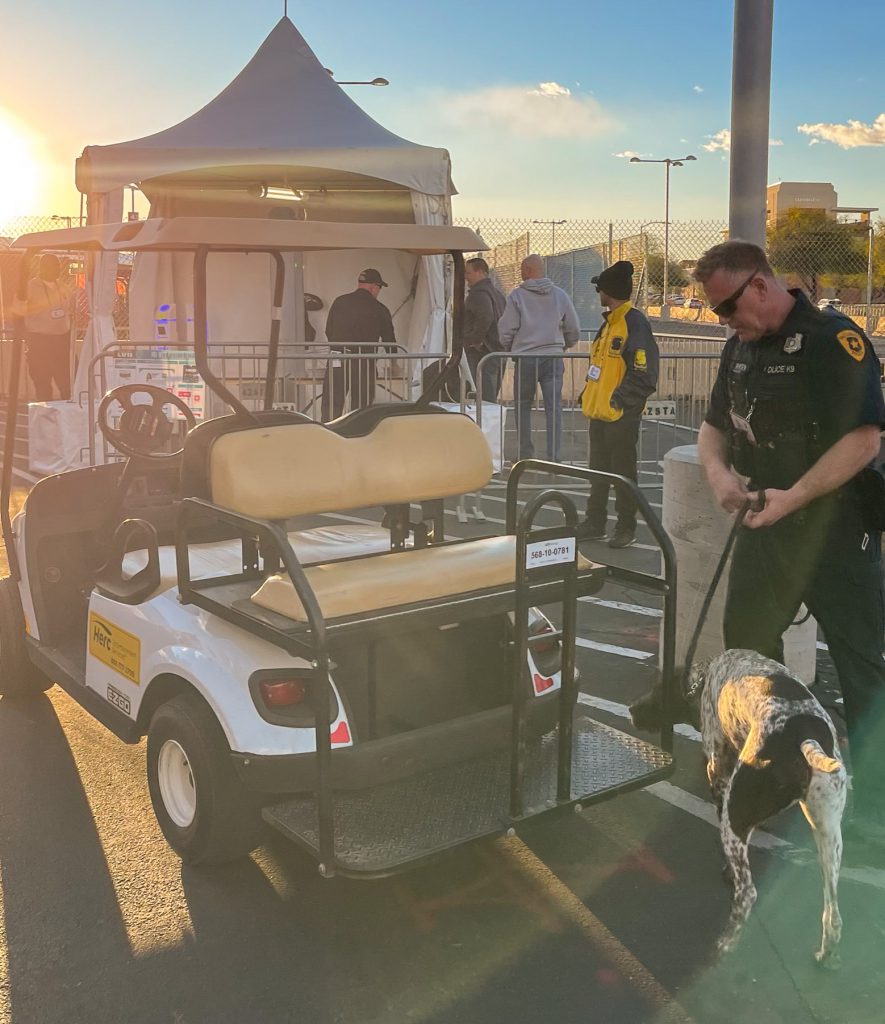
xmin=76 ymin=13 xmax=454 ymax=197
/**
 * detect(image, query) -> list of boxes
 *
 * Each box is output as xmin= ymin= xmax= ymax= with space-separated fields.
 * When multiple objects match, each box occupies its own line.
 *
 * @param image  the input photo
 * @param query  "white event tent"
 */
xmin=74 ymin=16 xmax=457 ymax=395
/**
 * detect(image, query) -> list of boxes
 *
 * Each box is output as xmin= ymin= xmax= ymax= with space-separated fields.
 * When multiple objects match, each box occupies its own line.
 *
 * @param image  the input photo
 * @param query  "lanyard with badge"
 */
xmin=42 ymin=281 xmax=67 ymax=322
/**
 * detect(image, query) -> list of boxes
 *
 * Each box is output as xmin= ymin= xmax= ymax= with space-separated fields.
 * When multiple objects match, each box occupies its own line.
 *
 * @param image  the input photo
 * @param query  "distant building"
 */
xmin=766 ymin=182 xmax=838 ymax=225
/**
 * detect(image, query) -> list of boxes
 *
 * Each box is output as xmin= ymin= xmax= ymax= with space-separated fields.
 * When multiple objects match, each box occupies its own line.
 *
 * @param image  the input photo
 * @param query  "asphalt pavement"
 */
xmin=1 ymin=422 xmax=885 ymax=1024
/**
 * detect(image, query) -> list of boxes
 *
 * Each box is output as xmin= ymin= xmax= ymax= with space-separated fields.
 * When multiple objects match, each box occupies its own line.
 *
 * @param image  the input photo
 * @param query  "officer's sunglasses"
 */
xmin=712 ymin=267 xmax=762 ymax=318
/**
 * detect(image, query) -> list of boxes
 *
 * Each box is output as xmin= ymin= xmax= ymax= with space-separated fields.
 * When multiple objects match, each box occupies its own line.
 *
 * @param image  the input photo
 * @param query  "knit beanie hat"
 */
xmin=592 ymin=260 xmax=634 ymax=300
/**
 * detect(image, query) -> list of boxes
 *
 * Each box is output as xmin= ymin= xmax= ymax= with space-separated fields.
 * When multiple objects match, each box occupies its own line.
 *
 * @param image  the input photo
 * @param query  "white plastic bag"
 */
xmin=28 ymin=400 xmax=104 ymax=476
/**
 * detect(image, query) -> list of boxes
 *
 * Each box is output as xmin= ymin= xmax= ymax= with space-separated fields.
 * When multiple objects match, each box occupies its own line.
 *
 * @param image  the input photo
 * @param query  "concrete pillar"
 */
xmin=662 ymin=444 xmax=817 ymax=683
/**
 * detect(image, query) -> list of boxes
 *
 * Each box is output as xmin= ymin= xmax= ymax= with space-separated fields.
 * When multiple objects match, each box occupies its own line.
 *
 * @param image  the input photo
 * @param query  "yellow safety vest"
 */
xmin=580 ymin=302 xmax=632 ymax=422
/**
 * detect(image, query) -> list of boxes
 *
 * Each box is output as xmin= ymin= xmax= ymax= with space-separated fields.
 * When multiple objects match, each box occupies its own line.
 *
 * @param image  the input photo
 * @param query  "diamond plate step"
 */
xmin=263 ymin=712 xmax=673 ymax=876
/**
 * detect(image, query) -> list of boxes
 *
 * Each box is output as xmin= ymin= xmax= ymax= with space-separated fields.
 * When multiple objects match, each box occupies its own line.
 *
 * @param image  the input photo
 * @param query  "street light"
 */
xmin=638 ymin=220 xmax=667 ymax=310
xmin=532 ymin=219 xmax=567 ymax=255
xmin=324 ymin=69 xmax=389 ymax=86
xmin=630 ymin=155 xmax=696 ymax=320
xmin=834 ymin=206 xmax=878 ymax=334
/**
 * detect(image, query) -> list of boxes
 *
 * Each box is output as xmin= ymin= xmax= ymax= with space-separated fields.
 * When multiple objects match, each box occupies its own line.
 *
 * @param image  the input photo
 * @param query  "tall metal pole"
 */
xmin=729 ymin=0 xmax=774 ymax=247
xmin=867 ymin=221 xmax=875 ymax=334
xmin=642 ymin=231 xmax=650 ymax=309
xmin=663 ymin=161 xmax=671 ymax=321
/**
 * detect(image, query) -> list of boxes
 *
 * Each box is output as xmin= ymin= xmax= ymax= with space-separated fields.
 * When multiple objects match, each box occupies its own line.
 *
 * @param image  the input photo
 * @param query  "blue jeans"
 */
xmin=466 ymin=346 xmax=503 ymax=403
xmin=514 ymin=356 xmax=564 ymax=462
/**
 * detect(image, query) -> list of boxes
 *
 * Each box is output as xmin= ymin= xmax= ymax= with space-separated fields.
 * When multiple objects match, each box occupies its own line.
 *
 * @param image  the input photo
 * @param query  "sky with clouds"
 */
xmin=1 ymin=0 xmax=883 ymax=223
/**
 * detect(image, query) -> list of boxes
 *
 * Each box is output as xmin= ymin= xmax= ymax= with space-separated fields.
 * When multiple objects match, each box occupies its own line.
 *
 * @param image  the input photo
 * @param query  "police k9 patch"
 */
xmin=837 ymin=329 xmax=865 ymax=362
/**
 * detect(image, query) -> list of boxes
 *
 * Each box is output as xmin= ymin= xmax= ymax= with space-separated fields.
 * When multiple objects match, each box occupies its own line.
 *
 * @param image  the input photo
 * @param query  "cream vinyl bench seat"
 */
xmin=200 ymin=410 xmax=599 ymax=627
xmin=251 ymin=535 xmax=595 ymax=622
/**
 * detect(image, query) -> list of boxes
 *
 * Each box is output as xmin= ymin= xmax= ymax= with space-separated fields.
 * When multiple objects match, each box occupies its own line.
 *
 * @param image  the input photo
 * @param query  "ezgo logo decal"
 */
xmin=89 ymin=613 xmax=141 ymax=684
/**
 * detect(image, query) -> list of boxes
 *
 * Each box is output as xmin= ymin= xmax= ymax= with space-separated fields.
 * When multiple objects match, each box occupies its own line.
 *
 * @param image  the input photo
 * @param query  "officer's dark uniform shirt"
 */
xmin=705 ymin=290 xmax=885 ymax=492
xmin=325 ymin=288 xmax=396 ymax=351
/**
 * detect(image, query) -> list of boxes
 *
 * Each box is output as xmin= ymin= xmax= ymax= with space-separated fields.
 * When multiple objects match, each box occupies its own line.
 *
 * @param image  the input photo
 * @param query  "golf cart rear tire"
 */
xmin=147 ymin=691 xmax=264 ymax=865
xmin=0 ymin=577 xmax=52 ymax=698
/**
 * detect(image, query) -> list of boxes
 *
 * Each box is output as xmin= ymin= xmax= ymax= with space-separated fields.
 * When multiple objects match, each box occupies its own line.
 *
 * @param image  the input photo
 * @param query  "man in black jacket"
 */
xmin=463 ymin=258 xmax=506 ymax=402
xmin=321 ymin=268 xmax=396 ymax=420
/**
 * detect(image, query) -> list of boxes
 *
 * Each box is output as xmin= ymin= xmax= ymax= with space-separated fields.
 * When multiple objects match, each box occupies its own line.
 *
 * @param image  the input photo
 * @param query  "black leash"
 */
xmin=682 ymin=491 xmax=765 ymax=696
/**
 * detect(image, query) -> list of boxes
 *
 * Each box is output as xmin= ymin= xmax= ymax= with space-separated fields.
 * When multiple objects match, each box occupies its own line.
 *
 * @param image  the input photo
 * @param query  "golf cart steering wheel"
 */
xmin=98 ymin=384 xmax=196 ymax=460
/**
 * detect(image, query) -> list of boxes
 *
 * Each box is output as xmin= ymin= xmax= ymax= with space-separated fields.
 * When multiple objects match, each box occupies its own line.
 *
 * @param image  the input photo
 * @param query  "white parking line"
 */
xmin=579 ymin=693 xmax=699 ymax=740
xmin=479 ymin=488 xmax=664 ymax=511
xmin=323 ymin=508 xmax=662 ymax=553
xmin=577 ymin=692 xmax=885 ymax=890
xmin=579 ymin=596 xmax=663 ymax=618
xmin=575 ymin=638 xmax=654 ymax=660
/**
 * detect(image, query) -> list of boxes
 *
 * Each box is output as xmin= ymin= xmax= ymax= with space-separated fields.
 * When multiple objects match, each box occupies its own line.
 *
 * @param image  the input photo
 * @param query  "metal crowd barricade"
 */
xmin=83 ymin=340 xmax=294 ymax=464
xmin=80 ymin=342 xmax=455 ymax=466
xmin=470 ymin=345 xmax=725 ymax=521
xmin=277 ymin=345 xmax=449 ymax=423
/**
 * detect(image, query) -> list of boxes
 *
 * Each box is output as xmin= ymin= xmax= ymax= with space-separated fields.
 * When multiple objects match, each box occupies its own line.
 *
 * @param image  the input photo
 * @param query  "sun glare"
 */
xmin=0 ymin=110 xmax=43 ymax=224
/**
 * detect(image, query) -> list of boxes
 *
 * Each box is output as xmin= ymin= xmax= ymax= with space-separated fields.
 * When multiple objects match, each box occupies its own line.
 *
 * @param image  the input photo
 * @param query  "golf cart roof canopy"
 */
xmin=12 ymin=217 xmax=488 ymax=256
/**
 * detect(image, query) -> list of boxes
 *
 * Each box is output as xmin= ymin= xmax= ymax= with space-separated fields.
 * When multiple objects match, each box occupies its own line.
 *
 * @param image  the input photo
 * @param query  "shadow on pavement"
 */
xmin=0 ymin=693 xmax=135 ymax=1023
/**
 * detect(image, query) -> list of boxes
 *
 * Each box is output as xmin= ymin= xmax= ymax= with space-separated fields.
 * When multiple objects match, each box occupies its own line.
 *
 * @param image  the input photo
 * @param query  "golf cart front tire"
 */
xmin=0 ymin=577 xmax=52 ymax=698
xmin=147 ymin=691 xmax=264 ymax=864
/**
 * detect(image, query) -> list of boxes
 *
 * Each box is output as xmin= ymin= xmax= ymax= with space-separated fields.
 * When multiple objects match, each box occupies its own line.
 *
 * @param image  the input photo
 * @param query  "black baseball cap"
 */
xmin=358 ymin=268 xmax=388 ymax=287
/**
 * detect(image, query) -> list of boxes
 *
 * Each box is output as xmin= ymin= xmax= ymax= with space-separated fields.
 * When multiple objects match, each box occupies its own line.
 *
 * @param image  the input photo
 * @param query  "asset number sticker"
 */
xmin=89 ymin=612 xmax=141 ymax=685
xmin=526 ymin=537 xmax=576 ymax=569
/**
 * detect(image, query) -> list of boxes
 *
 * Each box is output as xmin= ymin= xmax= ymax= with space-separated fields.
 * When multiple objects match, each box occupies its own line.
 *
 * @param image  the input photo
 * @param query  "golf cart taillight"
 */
xmin=530 ymin=623 xmax=559 ymax=654
xmin=259 ymin=678 xmax=307 ymax=708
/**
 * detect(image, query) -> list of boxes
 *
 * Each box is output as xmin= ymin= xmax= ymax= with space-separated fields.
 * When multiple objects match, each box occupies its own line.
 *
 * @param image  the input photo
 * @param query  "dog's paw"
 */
xmin=814 ymin=949 xmax=841 ymax=971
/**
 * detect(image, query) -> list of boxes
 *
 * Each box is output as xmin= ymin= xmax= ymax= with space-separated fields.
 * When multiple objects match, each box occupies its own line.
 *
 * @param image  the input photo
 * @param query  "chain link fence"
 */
xmin=2 ymin=212 xmax=883 ymax=354
xmin=460 ymin=216 xmax=885 ymax=337
xmin=0 ymin=214 xmax=130 ymax=344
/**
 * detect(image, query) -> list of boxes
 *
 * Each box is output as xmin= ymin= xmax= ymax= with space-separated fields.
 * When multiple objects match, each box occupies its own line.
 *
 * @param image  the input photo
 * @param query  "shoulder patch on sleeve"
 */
xmin=837 ymin=329 xmax=866 ymax=362
xmin=634 ymin=348 xmax=647 ymax=369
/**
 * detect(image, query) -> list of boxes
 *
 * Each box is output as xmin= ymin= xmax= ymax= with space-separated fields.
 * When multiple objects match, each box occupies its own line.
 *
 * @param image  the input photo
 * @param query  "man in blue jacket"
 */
xmin=498 ymin=254 xmax=580 ymax=462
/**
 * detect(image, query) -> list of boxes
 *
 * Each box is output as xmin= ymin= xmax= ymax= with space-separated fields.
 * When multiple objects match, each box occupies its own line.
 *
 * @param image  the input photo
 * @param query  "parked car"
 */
xmin=686 ymin=297 xmax=703 ymax=309
xmin=667 ymin=294 xmax=686 ymax=306
xmin=817 ymin=298 xmax=842 ymax=310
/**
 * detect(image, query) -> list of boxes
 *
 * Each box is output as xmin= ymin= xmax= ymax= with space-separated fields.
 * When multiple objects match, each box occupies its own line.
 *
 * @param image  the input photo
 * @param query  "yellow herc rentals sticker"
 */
xmin=837 ymin=329 xmax=865 ymax=362
xmin=634 ymin=348 xmax=647 ymax=369
xmin=89 ymin=612 xmax=141 ymax=685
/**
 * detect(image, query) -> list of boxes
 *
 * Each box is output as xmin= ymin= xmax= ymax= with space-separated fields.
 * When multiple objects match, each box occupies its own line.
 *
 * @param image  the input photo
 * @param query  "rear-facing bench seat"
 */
xmin=251 ymin=535 xmax=596 ymax=622
xmin=203 ymin=411 xmax=596 ymax=625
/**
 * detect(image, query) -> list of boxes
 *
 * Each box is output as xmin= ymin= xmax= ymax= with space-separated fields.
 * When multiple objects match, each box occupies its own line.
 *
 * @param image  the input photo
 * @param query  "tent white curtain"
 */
xmin=409 ymin=192 xmax=452 ymax=355
xmin=71 ymin=188 xmax=123 ymax=401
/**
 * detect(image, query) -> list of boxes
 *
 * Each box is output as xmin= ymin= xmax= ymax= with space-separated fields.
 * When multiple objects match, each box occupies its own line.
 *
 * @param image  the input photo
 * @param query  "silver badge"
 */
xmin=784 ymin=333 xmax=803 ymax=354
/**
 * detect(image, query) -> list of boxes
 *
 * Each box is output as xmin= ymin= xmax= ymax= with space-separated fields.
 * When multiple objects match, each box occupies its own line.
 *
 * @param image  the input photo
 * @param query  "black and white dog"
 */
xmin=630 ymin=649 xmax=846 ymax=967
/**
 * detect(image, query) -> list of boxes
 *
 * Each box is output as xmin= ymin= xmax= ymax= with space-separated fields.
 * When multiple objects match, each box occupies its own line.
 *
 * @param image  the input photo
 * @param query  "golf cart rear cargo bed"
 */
xmin=263 ymin=712 xmax=673 ymax=877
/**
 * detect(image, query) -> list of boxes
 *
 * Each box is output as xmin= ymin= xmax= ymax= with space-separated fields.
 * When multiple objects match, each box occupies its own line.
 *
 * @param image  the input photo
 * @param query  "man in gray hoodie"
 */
xmin=498 ymin=254 xmax=581 ymax=462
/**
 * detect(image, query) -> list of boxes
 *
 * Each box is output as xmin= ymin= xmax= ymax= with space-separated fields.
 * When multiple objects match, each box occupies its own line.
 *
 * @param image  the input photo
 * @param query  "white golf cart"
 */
xmin=1 ymin=217 xmax=678 ymax=877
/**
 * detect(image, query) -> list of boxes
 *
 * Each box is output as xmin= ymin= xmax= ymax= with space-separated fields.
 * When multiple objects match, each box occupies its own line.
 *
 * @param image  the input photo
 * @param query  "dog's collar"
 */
xmin=683 ymin=673 xmax=705 ymax=703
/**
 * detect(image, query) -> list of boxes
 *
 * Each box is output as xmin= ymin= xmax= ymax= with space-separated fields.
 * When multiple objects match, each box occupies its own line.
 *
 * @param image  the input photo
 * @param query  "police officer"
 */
xmin=321 ymin=268 xmax=396 ymax=420
xmin=695 ymin=240 xmax=885 ymax=856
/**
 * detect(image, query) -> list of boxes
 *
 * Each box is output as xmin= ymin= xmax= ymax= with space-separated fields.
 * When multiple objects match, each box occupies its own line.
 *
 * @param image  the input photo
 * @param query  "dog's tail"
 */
xmin=801 ymin=739 xmax=842 ymax=775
